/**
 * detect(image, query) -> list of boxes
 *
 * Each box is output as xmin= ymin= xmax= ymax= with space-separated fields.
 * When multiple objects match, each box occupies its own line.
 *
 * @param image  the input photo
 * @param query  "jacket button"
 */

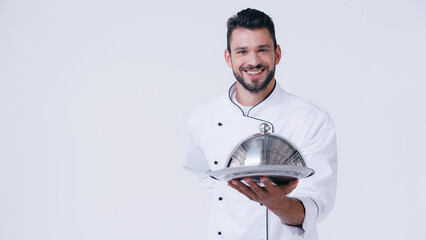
xmin=218 ymin=231 xmax=222 ymax=235
xmin=214 ymin=161 xmax=218 ymax=165
xmin=218 ymin=122 xmax=223 ymax=126
xmin=218 ymin=197 xmax=223 ymax=201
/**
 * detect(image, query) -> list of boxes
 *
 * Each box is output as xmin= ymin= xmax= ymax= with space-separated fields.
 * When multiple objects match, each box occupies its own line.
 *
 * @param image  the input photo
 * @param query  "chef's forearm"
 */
xmin=267 ymin=197 xmax=305 ymax=227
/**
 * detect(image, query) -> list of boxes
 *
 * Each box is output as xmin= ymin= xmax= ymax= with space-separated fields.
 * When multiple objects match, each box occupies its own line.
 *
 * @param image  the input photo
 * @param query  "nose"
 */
xmin=246 ymin=51 xmax=262 ymax=67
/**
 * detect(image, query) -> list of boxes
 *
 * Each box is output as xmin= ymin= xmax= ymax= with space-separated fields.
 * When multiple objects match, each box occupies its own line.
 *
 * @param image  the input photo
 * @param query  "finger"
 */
xmin=244 ymin=177 xmax=265 ymax=195
xmin=228 ymin=181 xmax=245 ymax=194
xmin=279 ymin=179 xmax=299 ymax=194
xmin=287 ymin=179 xmax=299 ymax=192
xmin=228 ymin=179 xmax=257 ymax=200
xmin=260 ymin=177 xmax=277 ymax=193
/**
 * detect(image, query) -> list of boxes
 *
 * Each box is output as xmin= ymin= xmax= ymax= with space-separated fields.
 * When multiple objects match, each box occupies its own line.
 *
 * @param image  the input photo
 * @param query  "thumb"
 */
xmin=283 ymin=179 xmax=299 ymax=194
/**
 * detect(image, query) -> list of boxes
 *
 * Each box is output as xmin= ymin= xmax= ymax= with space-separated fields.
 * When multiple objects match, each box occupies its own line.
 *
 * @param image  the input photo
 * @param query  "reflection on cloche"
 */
xmin=227 ymin=133 xmax=307 ymax=169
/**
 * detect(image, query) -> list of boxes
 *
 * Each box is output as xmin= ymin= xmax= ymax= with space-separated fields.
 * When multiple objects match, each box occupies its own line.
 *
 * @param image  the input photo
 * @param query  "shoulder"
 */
xmin=271 ymin=90 xmax=336 ymax=139
xmin=278 ymin=90 xmax=331 ymax=119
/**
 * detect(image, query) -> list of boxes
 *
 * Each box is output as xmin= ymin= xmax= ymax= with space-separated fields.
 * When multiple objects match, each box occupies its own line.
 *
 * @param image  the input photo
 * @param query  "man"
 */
xmin=183 ymin=8 xmax=337 ymax=240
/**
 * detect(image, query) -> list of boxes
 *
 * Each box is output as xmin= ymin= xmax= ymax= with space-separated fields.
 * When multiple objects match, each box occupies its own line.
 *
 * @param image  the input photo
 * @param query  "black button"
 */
xmin=218 ymin=122 xmax=223 ymax=126
xmin=214 ymin=161 xmax=218 ymax=165
xmin=260 ymin=203 xmax=263 ymax=206
xmin=218 ymin=231 xmax=222 ymax=235
xmin=218 ymin=197 xmax=223 ymax=201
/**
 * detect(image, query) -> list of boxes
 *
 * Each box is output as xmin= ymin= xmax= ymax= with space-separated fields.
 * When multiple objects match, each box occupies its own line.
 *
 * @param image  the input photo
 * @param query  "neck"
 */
xmin=236 ymin=79 xmax=276 ymax=106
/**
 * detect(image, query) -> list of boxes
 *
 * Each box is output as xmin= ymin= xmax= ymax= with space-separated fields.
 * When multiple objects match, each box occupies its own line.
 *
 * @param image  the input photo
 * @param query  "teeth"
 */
xmin=247 ymin=70 xmax=262 ymax=75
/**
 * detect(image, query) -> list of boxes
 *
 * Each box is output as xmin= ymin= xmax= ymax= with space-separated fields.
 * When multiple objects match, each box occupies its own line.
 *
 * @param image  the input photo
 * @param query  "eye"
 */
xmin=237 ymin=50 xmax=247 ymax=54
xmin=259 ymin=48 xmax=268 ymax=53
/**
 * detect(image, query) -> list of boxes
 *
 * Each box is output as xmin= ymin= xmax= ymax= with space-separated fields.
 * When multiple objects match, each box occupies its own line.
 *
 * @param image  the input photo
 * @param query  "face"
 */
xmin=225 ymin=28 xmax=281 ymax=93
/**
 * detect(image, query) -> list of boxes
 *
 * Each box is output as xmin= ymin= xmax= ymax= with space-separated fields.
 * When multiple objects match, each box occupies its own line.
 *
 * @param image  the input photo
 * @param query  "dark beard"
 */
xmin=233 ymin=67 xmax=275 ymax=93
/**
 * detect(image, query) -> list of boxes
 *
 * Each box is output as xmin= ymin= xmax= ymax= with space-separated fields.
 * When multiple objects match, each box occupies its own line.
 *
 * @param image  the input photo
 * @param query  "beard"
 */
xmin=232 ymin=65 xmax=275 ymax=93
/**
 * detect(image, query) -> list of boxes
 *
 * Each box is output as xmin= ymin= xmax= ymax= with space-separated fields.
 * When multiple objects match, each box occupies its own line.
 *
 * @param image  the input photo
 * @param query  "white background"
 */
xmin=1 ymin=0 xmax=425 ymax=239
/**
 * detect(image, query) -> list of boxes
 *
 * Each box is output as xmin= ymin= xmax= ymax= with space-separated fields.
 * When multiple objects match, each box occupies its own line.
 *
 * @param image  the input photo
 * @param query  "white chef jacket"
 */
xmin=183 ymin=82 xmax=337 ymax=240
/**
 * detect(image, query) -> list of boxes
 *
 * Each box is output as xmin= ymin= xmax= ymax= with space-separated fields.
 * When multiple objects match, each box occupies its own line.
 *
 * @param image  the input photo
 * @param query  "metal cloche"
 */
xmin=210 ymin=123 xmax=315 ymax=185
xmin=227 ymin=133 xmax=307 ymax=168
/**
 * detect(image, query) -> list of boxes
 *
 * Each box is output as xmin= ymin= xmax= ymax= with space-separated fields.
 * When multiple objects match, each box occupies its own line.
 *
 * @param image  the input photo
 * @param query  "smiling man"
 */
xmin=225 ymin=27 xmax=280 ymax=105
xmin=183 ymin=8 xmax=337 ymax=240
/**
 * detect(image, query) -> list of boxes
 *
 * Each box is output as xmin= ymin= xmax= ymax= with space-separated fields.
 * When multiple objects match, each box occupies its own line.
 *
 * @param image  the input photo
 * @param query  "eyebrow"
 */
xmin=258 ymin=44 xmax=272 ymax=49
xmin=233 ymin=46 xmax=248 ymax=51
xmin=233 ymin=44 xmax=273 ymax=52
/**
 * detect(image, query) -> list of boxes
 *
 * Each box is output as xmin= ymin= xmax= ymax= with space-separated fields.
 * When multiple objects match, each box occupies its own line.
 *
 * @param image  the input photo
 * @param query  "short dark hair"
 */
xmin=226 ymin=8 xmax=277 ymax=53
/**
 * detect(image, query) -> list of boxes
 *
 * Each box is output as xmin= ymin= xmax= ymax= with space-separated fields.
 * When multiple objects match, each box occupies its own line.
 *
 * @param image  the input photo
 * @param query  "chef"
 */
xmin=183 ymin=8 xmax=337 ymax=240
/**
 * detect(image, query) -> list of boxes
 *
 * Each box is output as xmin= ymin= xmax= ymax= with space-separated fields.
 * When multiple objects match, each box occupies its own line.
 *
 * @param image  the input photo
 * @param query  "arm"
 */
xmin=228 ymin=177 xmax=304 ymax=226
xmin=228 ymin=112 xmax=337 ymax=232
xmin=182 ymin=112 xmax=216 ymax=193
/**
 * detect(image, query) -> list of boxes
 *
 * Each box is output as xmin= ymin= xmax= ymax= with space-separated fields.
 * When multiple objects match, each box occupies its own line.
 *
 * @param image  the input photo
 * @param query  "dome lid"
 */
xmin=210 ymin=123 xmax=314 ymax=185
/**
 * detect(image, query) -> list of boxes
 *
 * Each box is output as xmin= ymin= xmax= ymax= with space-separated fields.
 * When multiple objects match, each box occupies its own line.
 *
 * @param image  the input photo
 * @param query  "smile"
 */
xmin=244 ymin=68 xmax=264 ymax=76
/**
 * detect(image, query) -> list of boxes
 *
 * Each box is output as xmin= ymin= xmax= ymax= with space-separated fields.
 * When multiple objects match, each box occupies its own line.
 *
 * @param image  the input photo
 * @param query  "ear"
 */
xmin=224 ymin=49 xmax=232 ymax=68
xmin=275 ymin=45 xmax=282 ymax=65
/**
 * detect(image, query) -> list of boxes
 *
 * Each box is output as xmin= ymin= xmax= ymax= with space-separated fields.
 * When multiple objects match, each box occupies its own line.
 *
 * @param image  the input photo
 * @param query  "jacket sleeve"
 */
xmin=182 ymin=113 xmax=216 ymax=195
xmin=286 ymin=110 xmax=338 ymax=235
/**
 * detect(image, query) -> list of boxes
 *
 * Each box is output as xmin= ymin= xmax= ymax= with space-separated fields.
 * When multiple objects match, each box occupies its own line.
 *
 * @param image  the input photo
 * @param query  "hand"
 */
xmin=228 ymin=177 xmax=304 ymax=226
xmin=227 ymin=177 xmax=298 ymax=209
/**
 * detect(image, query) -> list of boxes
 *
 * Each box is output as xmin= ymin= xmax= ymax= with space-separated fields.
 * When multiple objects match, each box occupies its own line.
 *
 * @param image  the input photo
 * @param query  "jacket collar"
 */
xmin=228 ymin=80 xmax=285 ymax=117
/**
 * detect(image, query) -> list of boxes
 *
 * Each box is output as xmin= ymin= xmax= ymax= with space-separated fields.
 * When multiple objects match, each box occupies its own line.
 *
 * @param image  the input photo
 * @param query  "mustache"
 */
xmin=240 ymin=64 xmax=267 ymax=71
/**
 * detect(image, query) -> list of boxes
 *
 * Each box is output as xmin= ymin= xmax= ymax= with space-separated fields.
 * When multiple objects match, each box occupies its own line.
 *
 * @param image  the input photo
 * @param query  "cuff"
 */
xmin=296 ymin=196 xmax=319 ymax=233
